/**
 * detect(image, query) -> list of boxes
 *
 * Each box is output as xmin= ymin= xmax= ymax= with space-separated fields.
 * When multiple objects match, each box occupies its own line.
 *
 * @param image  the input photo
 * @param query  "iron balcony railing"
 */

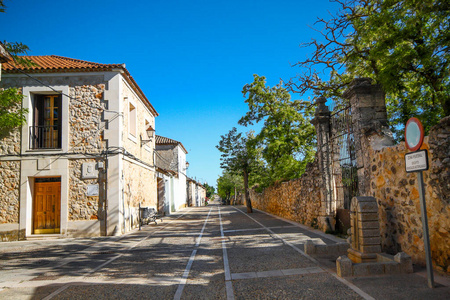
xmin=29 ymin=125 xmax=61 ymax=149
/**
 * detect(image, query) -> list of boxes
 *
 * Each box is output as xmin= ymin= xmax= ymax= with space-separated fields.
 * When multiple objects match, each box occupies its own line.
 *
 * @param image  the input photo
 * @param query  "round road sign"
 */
xmin=405 ymin=117 xmax=424 ymax=152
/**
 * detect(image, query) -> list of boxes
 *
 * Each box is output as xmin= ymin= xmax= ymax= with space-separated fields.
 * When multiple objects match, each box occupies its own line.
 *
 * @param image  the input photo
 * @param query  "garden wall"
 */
xmin=250 ymin=159 xmax=322 ymax=228
xmin=249 ymin=78 xmax=449 ymax=274
xmin=368 ymin=116 xmax=449 ymax=273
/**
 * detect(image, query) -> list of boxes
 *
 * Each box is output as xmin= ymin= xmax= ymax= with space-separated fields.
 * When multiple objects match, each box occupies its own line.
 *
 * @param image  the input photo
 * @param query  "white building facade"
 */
xmin=155 ymin=135 xmax=188 ymax=213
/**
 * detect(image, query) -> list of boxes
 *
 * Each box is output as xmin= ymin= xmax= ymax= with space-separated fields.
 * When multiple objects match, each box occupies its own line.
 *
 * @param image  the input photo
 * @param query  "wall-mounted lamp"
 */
xmin=185 ymin=161 xmax=189 ymax=169
xmin=140 ymin=125 xmax=155 ymax=146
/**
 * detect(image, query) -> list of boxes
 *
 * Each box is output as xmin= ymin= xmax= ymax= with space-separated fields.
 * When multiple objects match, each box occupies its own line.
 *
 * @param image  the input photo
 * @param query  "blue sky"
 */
xmin=1 ymin=0 xmax=339 ymax=188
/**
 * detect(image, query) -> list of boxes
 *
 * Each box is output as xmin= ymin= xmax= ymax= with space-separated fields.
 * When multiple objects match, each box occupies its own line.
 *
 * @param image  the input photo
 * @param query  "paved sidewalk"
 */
xmin=254 ymin=208 xmax=450 ymax=299
xmin=0 ymin=205 xmax=448 ymax=299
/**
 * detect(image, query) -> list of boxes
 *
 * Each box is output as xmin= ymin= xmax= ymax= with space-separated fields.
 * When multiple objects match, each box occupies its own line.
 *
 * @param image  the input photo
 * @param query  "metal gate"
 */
xmin=330 ymin=101 xmax=358 ymax=232
xmin=330 ymin=101 xmax=358 ymax=209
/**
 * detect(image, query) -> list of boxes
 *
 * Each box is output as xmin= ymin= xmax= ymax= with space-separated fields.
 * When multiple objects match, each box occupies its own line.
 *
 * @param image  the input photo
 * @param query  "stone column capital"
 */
xmin=311 ymin=96 xmax=331 ymax=127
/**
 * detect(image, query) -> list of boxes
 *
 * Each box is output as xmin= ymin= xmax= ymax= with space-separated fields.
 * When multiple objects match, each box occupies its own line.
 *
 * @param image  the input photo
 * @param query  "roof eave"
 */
xmin=3 ymin=62 xmax=159 ymax=117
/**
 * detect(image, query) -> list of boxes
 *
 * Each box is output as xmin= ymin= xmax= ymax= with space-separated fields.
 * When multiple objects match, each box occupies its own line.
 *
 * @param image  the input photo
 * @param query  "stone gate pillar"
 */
xmin=312 ymin=96 xmax=334 ymax=231
xmin=343 ymin=79 xmax=393 ymax=196
xmin=348 ymin=196 xmax=381 ymax=263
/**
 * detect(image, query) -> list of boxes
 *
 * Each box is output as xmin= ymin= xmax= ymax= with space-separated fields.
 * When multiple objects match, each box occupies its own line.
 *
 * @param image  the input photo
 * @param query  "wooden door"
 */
xmin=34 ymin=181 xmax=61 ymax=234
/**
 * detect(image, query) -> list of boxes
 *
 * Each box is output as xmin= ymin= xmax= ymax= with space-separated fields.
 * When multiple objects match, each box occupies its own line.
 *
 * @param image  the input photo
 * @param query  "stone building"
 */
xmin=187 ymin=178 xmax=206 ymax=207
xmin=0 ymin=55 xmax=158 ymax=241
xmin=0 ymin=41 xmax=13 ymax=80
xmin=155 ymin=135 xmax=188 ymax=213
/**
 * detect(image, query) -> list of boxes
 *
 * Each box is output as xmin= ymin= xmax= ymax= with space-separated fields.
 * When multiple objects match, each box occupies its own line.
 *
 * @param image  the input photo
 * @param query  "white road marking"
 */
xmin=232 ymin=207 xmax=375 ymax=300
xmin=173 ymin=207 xmax=213 ymax=300
xmin=42 ymin=284 xmax=70 ymax=300
xmin=231 ymin=267 xmax=325 ymax=280
xmin=40 ymin=211 xmax=190 ymax=299
xmin=223 ymin=225 xmax=297 ymax=233
xmin=225 ymin=281 xmax=234 ymax=300
xmin=219 ymin=206 xmax=234 ymax=300
xmin=255 ymin=208 xmax=345 ymax=243
xmin=173 ymin=249 xmax=198 ymax=300
xmin=85 ymin=254 xmax=123 ymax=275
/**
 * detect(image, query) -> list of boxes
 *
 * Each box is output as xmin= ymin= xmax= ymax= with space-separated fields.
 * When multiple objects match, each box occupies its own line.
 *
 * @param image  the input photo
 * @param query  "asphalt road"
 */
xmin=0 ymin=204 xmax=448 ymax=299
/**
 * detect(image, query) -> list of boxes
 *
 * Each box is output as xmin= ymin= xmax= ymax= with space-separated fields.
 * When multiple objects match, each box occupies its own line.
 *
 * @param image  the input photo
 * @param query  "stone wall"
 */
xmin=123 ymin=159 xmax=157 ymax=231
xmin=250 ymin=80 xmax=448 ymax=274
xmin=0 ymin=127 xmax=20 ymax=155
xmin=69 ymin=84 xmax=106 ymax=153
xmin=0 ymin=160 xmax=20 ymax=223
xmin=250 ymin=160 xmax=322 ymax=228
xmin=368 ymin=116 xmax=450 ymax=273
xmin=68 ymin=159 xmax=101 ymax=221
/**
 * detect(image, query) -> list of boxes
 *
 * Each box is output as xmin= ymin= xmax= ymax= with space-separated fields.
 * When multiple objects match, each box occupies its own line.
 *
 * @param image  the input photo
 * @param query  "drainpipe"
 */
xmin=104 ymin=151 xmax=108 ymax=236
xmin=122 ymin=170 xmax=125 ymax=234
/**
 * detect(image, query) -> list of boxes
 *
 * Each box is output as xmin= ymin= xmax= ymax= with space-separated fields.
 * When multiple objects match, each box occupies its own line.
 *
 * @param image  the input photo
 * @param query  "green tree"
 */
xmin=239 ymin=74 xmax=316 ymax=185
xmin=216 ymin=171 xmax=243 ymax=204
xmin=216 ymin=128 xmax=262 ymax=213
xmin=0 ymin=88 xmax=27 ymax=137
xmin=0 ymin=2 xmax=32 ymax=136
xmin=203 ymin=182 xmax=215 ymax=199
xmin=287 ymin=0 xmax=449 ymax=140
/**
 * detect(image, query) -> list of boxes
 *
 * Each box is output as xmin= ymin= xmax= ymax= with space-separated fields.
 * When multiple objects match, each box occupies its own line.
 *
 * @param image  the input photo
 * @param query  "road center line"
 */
xmin=219 ymin=206 xmax=235 ymax=300
xmin=174 ymin=207 xmax=213 ymax=300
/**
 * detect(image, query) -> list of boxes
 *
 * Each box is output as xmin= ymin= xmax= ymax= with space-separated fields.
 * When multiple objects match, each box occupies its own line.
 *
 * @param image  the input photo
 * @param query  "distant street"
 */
xmin=0 ymin=203 xmax=448 ymax=299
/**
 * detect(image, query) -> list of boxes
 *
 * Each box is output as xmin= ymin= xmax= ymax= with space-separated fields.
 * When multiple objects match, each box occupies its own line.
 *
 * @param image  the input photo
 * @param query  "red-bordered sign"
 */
xmin=405 ymin=117 xmax=424 ymax=152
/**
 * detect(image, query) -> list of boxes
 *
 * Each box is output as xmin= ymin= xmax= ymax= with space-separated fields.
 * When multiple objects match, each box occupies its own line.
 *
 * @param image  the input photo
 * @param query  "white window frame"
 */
xmin=128 ymin=99 xmax=137 ymax=143
xmin=22 ymin=85 xmax=70 ymax=154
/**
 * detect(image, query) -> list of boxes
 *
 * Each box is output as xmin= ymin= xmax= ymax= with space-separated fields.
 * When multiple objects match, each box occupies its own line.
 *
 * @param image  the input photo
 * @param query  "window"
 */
xmin=29 ymin=95 xmax=62 ymax=149
xmin=129 ymin=102 xmax=137 ymax=137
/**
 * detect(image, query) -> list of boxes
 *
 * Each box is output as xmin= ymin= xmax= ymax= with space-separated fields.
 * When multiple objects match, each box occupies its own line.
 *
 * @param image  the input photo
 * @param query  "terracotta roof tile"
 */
xmin=1 ymin=55 xmax=158 ymax=116
xmin=156 ymin=135 xmax=188 ymax=154
xmin=2 ymin=55 xmax=123 ymax=71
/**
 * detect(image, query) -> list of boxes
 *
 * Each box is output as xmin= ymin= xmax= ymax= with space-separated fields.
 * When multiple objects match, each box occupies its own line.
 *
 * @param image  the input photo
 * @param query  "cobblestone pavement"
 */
xmin=0 ymin=204 xmax=449 ymax=299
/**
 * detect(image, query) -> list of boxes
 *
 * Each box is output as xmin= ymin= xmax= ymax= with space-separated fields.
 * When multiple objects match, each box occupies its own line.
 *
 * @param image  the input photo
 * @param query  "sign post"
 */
xmin=404 ymin=117 xmax=434 ymax=288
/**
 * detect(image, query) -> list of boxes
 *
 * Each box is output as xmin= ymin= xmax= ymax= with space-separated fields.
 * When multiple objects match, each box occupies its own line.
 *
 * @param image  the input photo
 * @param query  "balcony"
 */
xmin=29 ymin=125 xmax=61 ymax=150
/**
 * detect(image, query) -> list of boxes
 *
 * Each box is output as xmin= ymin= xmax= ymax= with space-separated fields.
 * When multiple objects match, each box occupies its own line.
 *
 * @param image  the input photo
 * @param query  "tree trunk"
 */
xmin=443 ymin=96 xmax=450 ymax=117
xmin=243 ymin=169 xmax=253 ymax=213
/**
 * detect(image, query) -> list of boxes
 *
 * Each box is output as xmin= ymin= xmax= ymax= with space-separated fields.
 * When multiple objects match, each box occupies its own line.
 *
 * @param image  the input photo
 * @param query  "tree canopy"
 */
xmin=286 ymin=0 xmax=449 ymax=140
xmin=216 ymin=171 xmax=243 ymax=204
xmin=216 ymin=128 xmax=262 ymax=212
xmin=239 ymin=75 xmax=316 ymax=185
xmin=0 ymin=88 xmax=27 ymax=137
xmin=0 ymin=2 xmax=32 ymax=137
xmin=203 ymin=182 xmax=215 ymax=199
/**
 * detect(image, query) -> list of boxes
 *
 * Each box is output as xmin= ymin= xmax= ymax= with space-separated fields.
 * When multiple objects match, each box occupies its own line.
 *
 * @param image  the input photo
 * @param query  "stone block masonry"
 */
xmin=348 ymin=197 xmax=382 ymax=263
xmin=368 ymin=116 xmax=450 ymax=274
xmin=250 ymin=158 xmax=323 ymax=230
xmin=69 ymin=159 xmax=101 ymax=221
xmin=69 ymin=84 xmax=106 ymax=153
xmin=337 ymin=252 xmax=413 ymax=277
xmin=0 ymin=160 xmax=20 ymax=224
